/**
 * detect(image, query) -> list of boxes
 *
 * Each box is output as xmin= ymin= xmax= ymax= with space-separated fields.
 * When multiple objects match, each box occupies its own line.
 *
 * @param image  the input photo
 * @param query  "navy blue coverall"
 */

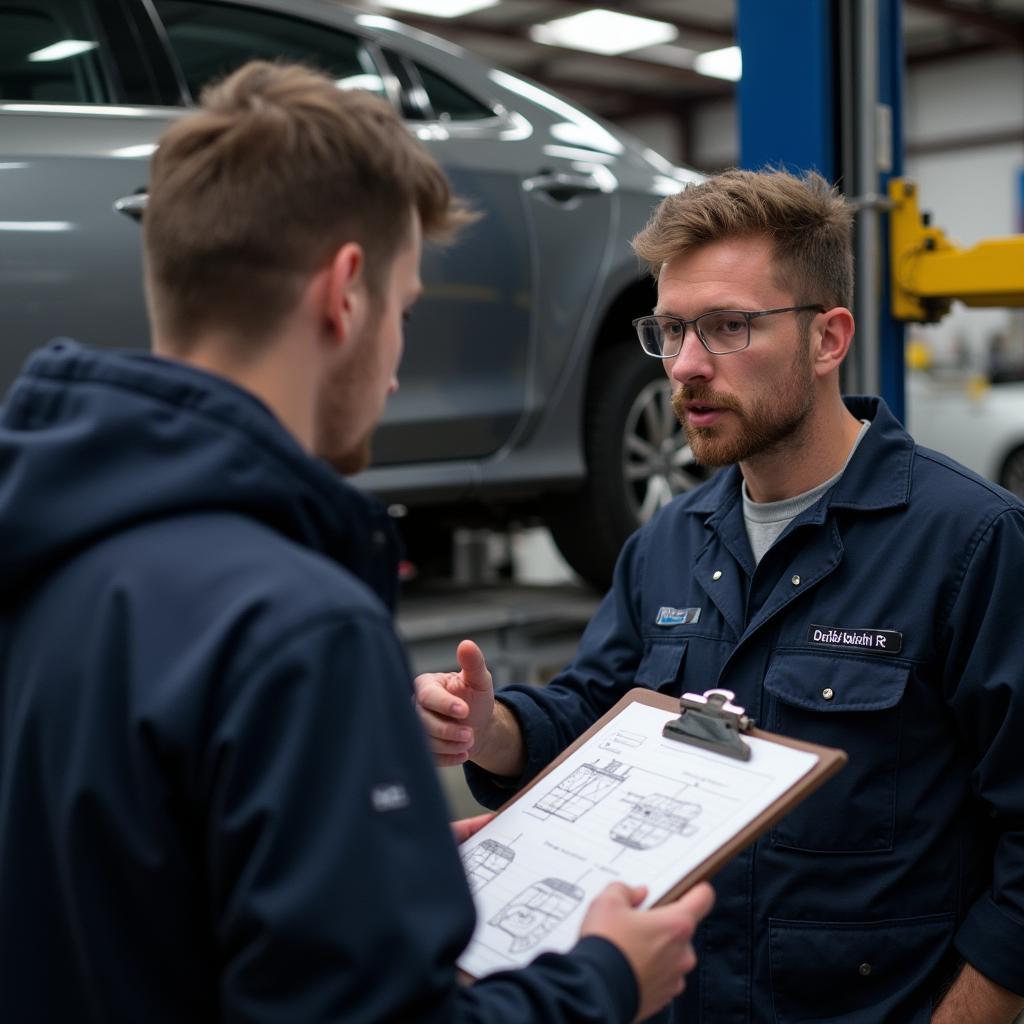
xmin=469 ymin=396 xmax=1024 ymax=1023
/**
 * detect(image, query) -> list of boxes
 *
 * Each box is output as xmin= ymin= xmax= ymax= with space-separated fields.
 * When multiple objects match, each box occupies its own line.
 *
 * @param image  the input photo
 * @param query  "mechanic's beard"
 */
xmin=671 ymin=350 xmax=816 ymax=467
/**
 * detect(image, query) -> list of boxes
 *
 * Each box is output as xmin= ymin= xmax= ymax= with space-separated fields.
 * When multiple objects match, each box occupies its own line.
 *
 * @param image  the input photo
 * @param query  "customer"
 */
xmin=0 ymin=61 xmax=713 ymax=1024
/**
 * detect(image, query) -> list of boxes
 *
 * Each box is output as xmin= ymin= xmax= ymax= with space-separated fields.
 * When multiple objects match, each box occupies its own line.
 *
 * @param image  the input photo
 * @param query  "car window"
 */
xmin=151 ymin=0 xmax=385 ymax=102
xmin=0 ymin=0 xmax=110 ymax=103
xmin=413 ymin=61 xmax=494 ymax=122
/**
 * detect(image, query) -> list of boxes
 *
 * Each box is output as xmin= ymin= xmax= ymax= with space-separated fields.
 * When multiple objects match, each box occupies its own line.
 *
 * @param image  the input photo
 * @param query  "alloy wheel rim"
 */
xmin=623 ymin=380 xmax=707 ymax=522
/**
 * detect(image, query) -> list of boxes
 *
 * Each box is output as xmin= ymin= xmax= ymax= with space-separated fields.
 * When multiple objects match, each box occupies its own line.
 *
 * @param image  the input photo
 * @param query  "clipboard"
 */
xmin=456 ymin=687 xmax=846 ymax=980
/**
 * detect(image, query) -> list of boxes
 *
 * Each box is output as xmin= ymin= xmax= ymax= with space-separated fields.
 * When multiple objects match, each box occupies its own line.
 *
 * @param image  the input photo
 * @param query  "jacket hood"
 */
xmin=0 ymin=340 xmax=399 ymax=606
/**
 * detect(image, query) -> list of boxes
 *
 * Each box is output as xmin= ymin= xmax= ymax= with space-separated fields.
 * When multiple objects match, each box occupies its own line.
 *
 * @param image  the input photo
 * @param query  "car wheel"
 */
xmin=546 ymin=345 xmax=712 ymax=590
xmin=998 ymin=444 xmax=1024 ymax=498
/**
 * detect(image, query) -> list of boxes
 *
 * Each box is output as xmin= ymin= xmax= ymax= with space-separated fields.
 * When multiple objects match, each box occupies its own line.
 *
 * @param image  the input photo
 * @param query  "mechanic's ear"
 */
xmin=814 ymin=306 xmax=855 ymax=377
xmin=324 ymin=242 xmax=367 ymax=346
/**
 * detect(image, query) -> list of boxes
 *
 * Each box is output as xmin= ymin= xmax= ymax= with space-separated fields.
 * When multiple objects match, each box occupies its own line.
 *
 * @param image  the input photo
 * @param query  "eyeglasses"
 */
xmin=632 ymin=305 xmax=826 ymax=358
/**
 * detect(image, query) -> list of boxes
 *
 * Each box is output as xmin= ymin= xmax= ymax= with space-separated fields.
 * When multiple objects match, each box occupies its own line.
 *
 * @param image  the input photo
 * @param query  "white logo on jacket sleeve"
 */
xmin=371 ymin=783 xmax=410 ymax=812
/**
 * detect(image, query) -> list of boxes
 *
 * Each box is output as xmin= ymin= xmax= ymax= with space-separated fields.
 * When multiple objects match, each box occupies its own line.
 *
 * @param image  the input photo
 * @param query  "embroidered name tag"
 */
xmin=656 ymin=606 xmax=701 ymax=626
xmin=807 ymin=624 xmax=903 ymax=654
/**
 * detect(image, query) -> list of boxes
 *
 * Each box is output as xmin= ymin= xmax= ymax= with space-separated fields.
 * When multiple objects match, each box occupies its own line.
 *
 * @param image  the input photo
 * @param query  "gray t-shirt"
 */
xmin=743 ymin=420 xmax=871 ymax=564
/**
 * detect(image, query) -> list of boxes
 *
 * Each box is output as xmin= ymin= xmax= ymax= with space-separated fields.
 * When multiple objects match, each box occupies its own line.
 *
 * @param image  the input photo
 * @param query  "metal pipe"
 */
xmin=855 ymin=0 xmax=881 ymax=396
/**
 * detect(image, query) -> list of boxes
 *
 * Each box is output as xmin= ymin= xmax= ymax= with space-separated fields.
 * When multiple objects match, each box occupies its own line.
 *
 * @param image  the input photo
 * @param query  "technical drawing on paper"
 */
xmin=600 ymin=730 xmax=645 ymax=753
xmin=532 ymin=758 xmax=629 ymax=822
xmin=610 ymin=793 xmax=701 ymax=850
xmin=463 ymin=839 xmax=515 ymax=893
xmin=489 ymin=878 xmax=585 ymax=952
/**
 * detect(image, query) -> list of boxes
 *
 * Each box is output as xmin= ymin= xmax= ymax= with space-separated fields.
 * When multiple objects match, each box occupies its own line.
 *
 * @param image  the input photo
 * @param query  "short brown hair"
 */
xmin=144 ymin=60 xmax=474 ymax=348
xmin=632 ymin=168 xmax=854 ymax=309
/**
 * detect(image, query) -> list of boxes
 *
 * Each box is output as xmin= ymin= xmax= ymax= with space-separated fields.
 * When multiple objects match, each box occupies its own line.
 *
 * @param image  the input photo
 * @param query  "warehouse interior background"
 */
xmin=342 ymin=0 xmax=1024 ymax=587
xmin=347 ymin=0 xmax=1024 ymax=379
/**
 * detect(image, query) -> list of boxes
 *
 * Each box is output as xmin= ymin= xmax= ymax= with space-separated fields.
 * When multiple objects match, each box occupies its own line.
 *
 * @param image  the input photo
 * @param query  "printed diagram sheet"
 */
xmin=457 ymin=701 xmax=818 ymax=978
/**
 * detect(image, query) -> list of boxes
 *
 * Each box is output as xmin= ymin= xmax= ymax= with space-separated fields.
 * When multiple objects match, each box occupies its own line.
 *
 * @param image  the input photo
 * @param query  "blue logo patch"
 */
xmin=655 ymin=606 xmax=701 ymax=626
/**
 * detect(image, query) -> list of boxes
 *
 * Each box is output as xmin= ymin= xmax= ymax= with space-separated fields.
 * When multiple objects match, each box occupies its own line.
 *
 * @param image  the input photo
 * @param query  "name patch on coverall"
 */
xmin=807 ymin=624 xmax=903 ymax=654
xmin=656 ymin=606 xmax=701 ymax=626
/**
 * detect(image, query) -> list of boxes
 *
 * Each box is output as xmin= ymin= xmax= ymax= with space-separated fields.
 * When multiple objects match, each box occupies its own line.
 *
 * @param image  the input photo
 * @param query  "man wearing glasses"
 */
xmin=416 ymin=169 xmax=1024 ymax=1022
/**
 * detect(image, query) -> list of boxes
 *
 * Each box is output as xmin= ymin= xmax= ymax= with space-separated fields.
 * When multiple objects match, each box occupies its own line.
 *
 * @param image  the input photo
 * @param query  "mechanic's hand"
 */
xmin=450 ymin=812 xmax=494 ymax=845
xmin=579 ymin=881 xmax=714 ymax=1023
xmin=414 ymin=640 xmax=495 ymax=767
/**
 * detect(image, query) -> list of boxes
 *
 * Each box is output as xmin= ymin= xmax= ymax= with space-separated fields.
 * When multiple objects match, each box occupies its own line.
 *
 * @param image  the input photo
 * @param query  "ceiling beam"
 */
xmin=905 ymin=0 xmax=1024 ymax=47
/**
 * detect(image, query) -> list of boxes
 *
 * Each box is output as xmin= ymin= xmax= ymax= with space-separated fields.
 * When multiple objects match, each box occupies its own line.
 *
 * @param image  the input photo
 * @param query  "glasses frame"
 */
xmin=632 ymin=304 xmax=827 ymax=358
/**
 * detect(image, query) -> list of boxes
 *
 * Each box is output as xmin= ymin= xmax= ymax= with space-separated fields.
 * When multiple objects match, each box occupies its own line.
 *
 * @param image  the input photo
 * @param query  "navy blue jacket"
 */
xmin=0 ymin=341 xmax=637 ymax=1023
xmin=469 ymin=396 xmax=1024 ymax=1023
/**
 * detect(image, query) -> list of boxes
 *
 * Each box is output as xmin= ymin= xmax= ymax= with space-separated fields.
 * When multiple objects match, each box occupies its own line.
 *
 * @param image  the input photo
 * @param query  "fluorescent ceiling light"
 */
xmin=694 ymin=45 xmax=742 ymax=81
xmin=530 ymin=9 xmax=677 ymax=56
xmin=0 ymin=221 xmax=73 ymax=232
xmin=109 ymin=144 xmax=157 ymax=159
xmin=378 ymin=0 xmax=498 ymax=17
xmin=27 ymin=40 xmax=97 ymax=62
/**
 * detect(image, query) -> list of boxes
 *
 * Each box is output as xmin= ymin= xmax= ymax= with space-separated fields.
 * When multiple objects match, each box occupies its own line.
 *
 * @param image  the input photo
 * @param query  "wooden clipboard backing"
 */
xmin=483 ymin=687 xmax=847 ymax=906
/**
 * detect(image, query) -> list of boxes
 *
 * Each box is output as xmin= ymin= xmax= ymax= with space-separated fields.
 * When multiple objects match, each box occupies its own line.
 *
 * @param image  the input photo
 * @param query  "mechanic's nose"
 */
xmin=668 ymin=328 xmax=714 ymax=386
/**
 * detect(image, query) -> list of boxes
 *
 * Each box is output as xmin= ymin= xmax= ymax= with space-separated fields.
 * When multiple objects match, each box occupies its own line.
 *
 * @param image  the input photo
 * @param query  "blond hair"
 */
xmin=144 ymin=61 xmax=474 ymax=348
xmin=632 ymin=168 xmax=854 ymax=308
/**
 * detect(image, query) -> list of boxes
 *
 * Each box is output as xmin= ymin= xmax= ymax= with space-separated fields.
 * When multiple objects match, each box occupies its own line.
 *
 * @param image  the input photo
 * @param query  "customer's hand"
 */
xmin=579 ymin=881 xmax=715 ymax=1023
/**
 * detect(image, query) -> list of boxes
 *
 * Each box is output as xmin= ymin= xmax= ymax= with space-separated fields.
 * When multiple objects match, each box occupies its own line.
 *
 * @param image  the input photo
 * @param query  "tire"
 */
xmin=546 ymin=344 xmax=713 ymax=590
xmin=998 ymin=444 xmax=1024 ymax=499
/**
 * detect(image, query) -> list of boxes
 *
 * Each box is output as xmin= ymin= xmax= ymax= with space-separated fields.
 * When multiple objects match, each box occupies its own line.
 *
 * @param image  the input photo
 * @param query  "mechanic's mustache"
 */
xmin=671 ymin=385 xmax=744 ymax=421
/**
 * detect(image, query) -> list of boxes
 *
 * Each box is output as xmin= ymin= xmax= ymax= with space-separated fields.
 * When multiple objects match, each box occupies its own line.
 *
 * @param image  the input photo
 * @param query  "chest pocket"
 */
xmin=764 ymin=651 xmax=910 ymax=853
xmin=635 ymin=640 xmax=687 ymax=692
xmin=635 ymin=637 xmax=730 ymax=695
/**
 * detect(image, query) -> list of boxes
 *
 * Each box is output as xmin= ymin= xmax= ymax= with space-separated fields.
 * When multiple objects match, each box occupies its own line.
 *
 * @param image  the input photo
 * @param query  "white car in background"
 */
xmin=906 ymin=372 xmax=1024 ymax=498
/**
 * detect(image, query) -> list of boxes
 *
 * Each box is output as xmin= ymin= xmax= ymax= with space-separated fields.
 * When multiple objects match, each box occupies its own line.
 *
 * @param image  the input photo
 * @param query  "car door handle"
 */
xmin=522 ymin=170 xmax=605 ymax=201
xmin=113 ymin=191 xmax=149 ymax=221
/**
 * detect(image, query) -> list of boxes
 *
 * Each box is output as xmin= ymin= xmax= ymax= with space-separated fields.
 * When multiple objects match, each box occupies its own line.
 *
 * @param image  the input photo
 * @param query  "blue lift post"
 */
xmin=736 ymin=0 xmax=906 ymax=421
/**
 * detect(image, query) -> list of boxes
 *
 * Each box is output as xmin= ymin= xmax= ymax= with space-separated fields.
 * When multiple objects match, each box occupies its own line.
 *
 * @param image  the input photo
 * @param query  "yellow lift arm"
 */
xmin=888 ymin=177 xmax=1024 ymax=323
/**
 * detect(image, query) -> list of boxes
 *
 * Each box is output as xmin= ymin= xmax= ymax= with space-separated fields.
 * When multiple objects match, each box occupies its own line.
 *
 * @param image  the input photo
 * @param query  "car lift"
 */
xmin=735 ymin=1 xmax=1024 ymax=420
xmin=888 ymin=178 xmax=1024 ymax=322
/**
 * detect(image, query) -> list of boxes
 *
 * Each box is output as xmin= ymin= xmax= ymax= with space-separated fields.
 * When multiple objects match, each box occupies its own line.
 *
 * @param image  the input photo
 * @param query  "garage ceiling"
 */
xmin=340 ymin=0 xmax=1024 ymax=122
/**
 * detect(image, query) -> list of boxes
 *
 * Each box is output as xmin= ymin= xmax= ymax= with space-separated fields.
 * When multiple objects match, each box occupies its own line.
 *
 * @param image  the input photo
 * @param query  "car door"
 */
xmin=372 ymin=43 xmax=618 ymax=464
xmin=0 ymin=0 xmax=175 ymax=388
xmin=365 ymin=46 xmax=616 ymax=467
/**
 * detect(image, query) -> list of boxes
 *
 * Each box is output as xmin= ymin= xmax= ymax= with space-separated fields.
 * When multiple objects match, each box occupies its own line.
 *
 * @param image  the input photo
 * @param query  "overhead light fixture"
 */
xmin=27 ymin=40 xmax=97 ymax=62
xmin=0 ymin=221 xmax=73 ymax=232
xmin=694 ymin=45 xmax=742 ymax=82
xmin=109 ymin=144 xmax=157 ymax=159
xmin=377 ymin=0 xmax=498 ymax=17
xmin=529 ymin=9 xmax=677 ymax=57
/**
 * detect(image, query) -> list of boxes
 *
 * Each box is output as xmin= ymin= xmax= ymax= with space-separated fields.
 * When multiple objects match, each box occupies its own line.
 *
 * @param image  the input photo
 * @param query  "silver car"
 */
xmin=0 ymin=0 xmax=707 ymax=587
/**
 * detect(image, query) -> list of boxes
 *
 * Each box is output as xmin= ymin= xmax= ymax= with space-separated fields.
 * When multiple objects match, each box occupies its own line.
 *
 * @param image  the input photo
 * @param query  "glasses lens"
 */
xmin=696 ymin=311 xmax=750 ymax=353
xmin=637 ymin=317 xmax=684 ymax=357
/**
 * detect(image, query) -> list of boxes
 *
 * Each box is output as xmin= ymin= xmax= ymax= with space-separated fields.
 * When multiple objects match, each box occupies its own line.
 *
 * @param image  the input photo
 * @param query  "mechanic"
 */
xmin=415 ymin=168 xmax=1024 ymax=1023
xmin=0 ymin=61 xmax=714 ymax=1023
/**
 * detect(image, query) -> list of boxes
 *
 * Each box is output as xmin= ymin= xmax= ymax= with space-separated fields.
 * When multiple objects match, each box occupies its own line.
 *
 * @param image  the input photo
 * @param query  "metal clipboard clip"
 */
xmin=662 ymin=689 xmax=753 ymax=761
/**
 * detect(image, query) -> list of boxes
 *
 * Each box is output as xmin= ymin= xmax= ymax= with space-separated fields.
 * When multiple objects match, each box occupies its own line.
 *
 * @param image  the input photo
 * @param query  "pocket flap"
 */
xmin=764 ymin=651 xmax=909 ymax=712
xmin=635 ymin=641 xmax=686 ymax=688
